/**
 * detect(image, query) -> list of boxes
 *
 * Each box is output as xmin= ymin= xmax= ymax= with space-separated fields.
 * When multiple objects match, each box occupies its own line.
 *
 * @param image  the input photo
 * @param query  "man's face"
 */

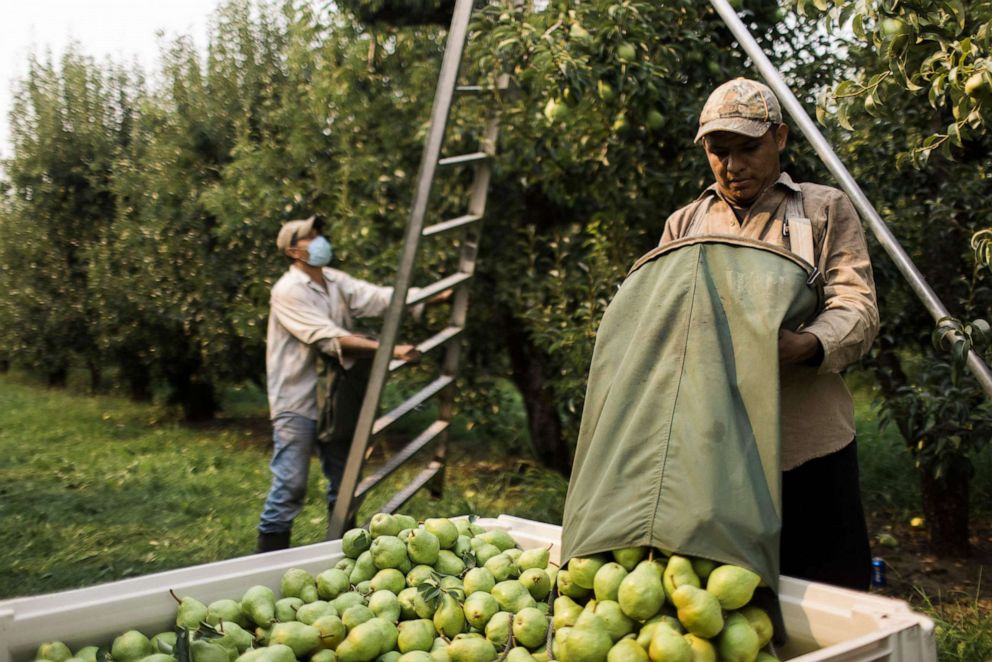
xmin=702 ymin=124 xmax=788 ymax=209
xmin=287 ymin=228 xmax=319 ymax=262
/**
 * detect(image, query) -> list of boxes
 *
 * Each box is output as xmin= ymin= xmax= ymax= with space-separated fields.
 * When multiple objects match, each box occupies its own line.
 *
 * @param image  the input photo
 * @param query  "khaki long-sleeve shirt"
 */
xmin=659 ymin=172 xmax=879 ymax=469
xmin=266 ymin=266 xmax=416 ymax=420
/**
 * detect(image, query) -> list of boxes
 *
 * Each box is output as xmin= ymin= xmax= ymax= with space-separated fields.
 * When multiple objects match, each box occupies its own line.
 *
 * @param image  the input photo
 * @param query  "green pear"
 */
xmin=397 ymin=652 xmax=432 ymax=662
xmin=312 ymin=614 xmax=347 ymax=650
xmin=207 ymin=599 xmax=247 ymax=628
xmin=394 ymin=514 xmax=418 ymax=530
xmin=662 ymin=556 xmax=700 ymax=601
xmin=189 ymin=640 xmax=228 ymax=662
xmin=463 ymin=591 xmax=499 ymax=630
xmin=683 ymin=634 xmax=716 ymax=662
xmin=484 ymin=554 xmax=518 ymax=582
xmin=447 ymin=635 xmax=497 ymax=662
xmin=607 ymin=638 xmax=649 ymax=662
xmin=433 ymin=550 xmax=465 ymax=576
xmin=297 ymin=600 xmax=337 ymax=625
xmin=397 ymin=619 xmax=435 ymax=653
xmin=336 ymin=557 xmax=357 ymax=575
xmin=474 ymin=543 xmax=502 ymax=565
xmin=453 ymin=535 xmax=472 ymax=558
xmin=754 ymin=653 xmax=780 ymax=662
xmin=406 ymin=528 xmax=440 ymax=565
xmin=410 ymin=588 xmax=437 ymax=620
xmin=310 ymin=650 xmax=337 ymax=662
xmin=378 ymin=652 xmax=401 ymax=662
xmin=439 ymin=575 xmax=463 ymax=593
xmin=75 ymin=646 xmax=100 ymax=662
xmin=368 ymin=590 xmax=402 ymax=623
xmin=423 ymin=519 xmax=458 ymax=549
xmin=37 ymin=642 xmax=73 ymax=662
xmin=504 ymin=548 xmax=523 ymax=563
xmin=560 ymin=610 xmax=613 ymax=662
xmin=594 ymin=600 xmax=636 ymax=641
xmin=519 ymin=568 xmax=552 ymax=600
xmin=557 ymin=569 xmax=592 ymax=601
xmin=268 ymin=621 xmax=322 ymax=657
xmin=275 ymin=597 xmax=304 ymax=622
xmin=594 ymin=563 xmax=628 ymax=602
xmin=706 ymin=566 xmax=761 ymax=610
xmin=176 ymin=596 xmax=209 ymax=629
xmin=371 ymin=536 xmax=409 ymax=570
xmin=343 ymin=604 xmax=376 ymax=630
xmin=149 ymin=633 xmax=176 ymax=655
xmin=477 ymin=530 xmax=516 ymax=552
xmin=552 ymin=627 xmax=571 ymax=660
xmin=351 ymin=551 xmax=377 ymax=584
xmin=612 ymin=547 xmax=647 ymax=572
xmin=552 ymin=595 xmax=583 ymax=630
xmin=406 ymin=564 xmax=435 ymax=588
xmin=233 ymin=645 xmax=293 ymax=662
xmin=689 ymin=557 xmax=717 ymax=582
xmin=648 ymin=624 xmax=692 ymax=662
xmin=505 ymin=647 xmax=538 ymax=662
xmin=670 ymin=585 xmax=723 ymax=638
xmin=370 ymin=568 xmax=406 ymax=594
xmin=739 ymin=606 xmax=773 ymax=648
xmin=463 ymin=567 xmax=496 ymax=596
xmin=569 ymin=555 xmax=608 ymax=590
xmin=370 ymin=618 xmax=399 ymax=655
xmin=370 ymin=513 xmax=402 ymax=538
xmin=516 ymin=546 xmax=550 ymax=571
xmin=394 ymin=587 xmax=419 ymax=620
xmin=281 ymin=568 xmax=316 ymax=599
xmin=512 ymin=606 xmax=549 ymax=649
xmin=136 ymin=654 xmax=175 ymax=662
xmin=617 ymin=562 xmax=664 ymax=621
xmin=112 ymin=632 xmax=153 ymax=662
xmin=317 ymin=569 xmax=351 ymax=600
xmin=716 ymin=613 xmax=760 ymax=662
xmin=335 ymin=619 xmax=384 ymax=661
xmin=434 ymin=592 xmax=466 ymax=638
xmin=343 ymin=528 xmax=372 ymax=559
xmin=484 ymin=611 xmax=513 ymax=648
xmin=492 ymin=580 xmax=538 ymax=613
xmin=331 ymin=591 xmax=366 ymax=614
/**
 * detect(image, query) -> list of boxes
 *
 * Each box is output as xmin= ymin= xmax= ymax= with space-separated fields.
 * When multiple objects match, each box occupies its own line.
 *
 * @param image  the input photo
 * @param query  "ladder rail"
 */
xmin=328 ymin=0 xmax=478 ymax=539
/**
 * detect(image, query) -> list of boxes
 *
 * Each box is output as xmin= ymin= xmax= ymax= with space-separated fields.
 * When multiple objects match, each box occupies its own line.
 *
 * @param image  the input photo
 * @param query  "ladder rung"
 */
xmin=406 ymin=272 xmax=472 ymax=306
xmin=390 ymin=326 xmax=464 ymax=371
xmin=373 ymin=375 xmax=454 ymax=436
xmin=356 ymin=420 xmax=449 ymax=498
xmin=456 ymin=85 xmax=487 ymax=94
xmin=378 ymin=461 xmax=444 ymax=515
xmin=422 ymin=214 xmax=482 ymax=237
xmin=438 ymin=152 xmax=488 ymax=167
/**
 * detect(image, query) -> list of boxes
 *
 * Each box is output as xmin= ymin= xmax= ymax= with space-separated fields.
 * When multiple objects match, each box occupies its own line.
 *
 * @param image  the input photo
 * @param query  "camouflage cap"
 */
xmin=276 ymin=215 xmax=318 ymax=252
xmin=695 ymin=78 xmax=783 ymax=143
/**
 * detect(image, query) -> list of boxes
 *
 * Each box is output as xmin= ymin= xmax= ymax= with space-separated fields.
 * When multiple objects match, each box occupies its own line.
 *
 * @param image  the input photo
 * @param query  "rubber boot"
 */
xmin=256 ymin=530 xmax=291 ymax=553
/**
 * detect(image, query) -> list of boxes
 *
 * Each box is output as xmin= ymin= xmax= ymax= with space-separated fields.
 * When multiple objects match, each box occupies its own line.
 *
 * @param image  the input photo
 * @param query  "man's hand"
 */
xmin=778 ymin=330 xmax=821 ymax=366
xmin=393 ymin=343 xmax=422 ymax=363
xmin=425 ymin=288 xmax=454 ymax=305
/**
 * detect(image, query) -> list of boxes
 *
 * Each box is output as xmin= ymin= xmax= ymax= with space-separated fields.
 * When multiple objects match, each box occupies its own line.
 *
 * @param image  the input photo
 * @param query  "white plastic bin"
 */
xmin=0 ymin=516 xmax=936 ymax=662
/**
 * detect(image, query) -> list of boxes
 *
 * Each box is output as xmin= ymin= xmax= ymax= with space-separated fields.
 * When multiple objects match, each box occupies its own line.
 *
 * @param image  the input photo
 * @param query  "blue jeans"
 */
xmin=257 ymin=413 xmax=349 ymax=535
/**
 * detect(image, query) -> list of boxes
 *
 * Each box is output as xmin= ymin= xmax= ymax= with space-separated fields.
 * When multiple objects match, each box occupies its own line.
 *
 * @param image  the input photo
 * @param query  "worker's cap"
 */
xmin=695 ymin=78 xmax=783 ymax=143
xmin=276 ymin=215 xmax=323 ymax=252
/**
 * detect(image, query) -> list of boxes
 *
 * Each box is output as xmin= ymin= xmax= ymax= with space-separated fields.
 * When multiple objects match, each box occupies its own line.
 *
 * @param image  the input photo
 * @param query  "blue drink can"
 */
xmin=871 ymin=557 xmax=886 ymax=587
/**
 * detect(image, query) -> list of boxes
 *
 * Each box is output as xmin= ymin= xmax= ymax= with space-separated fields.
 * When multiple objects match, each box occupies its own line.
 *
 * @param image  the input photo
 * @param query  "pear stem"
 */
xmin=169 ymin=589 xmax=182 ymax=605
xmin=648 ymin=549 xmax=655 ymax=562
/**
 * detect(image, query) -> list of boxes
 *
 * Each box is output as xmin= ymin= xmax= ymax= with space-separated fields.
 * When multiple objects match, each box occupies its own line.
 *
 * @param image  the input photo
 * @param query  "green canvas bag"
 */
xmin=561 ymin=236 xmax=822 ymax=592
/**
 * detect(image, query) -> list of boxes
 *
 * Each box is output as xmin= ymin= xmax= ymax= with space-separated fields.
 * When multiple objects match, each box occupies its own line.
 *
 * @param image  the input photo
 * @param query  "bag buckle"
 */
xmin=806 ymin=267 xmax=822 ymax=286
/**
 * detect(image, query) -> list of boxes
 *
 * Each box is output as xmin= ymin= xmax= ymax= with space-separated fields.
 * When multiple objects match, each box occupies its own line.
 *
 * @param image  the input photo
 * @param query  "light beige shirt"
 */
xmin=659 ymin=172 xmax=879 ymax=469
xmin=266 ymin=266 xmax=409 ymax=420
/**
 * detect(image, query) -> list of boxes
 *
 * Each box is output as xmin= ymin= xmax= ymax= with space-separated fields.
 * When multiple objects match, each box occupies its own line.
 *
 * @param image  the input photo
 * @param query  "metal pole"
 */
xmin=708 ymin=0 xmax=992 ymax=399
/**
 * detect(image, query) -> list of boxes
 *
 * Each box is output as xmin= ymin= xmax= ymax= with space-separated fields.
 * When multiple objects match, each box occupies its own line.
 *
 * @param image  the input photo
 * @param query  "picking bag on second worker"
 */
xmin=561 ymin=236 xmax=822 ymax=592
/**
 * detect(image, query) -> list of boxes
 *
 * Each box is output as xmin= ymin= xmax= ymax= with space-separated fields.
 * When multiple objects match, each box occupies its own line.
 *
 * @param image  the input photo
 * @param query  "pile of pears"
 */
xmin=30 ymin=513 xmax=779 ymax=662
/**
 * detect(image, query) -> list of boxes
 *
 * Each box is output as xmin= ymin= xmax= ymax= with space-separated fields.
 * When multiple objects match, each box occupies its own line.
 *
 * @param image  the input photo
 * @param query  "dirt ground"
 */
xmin=867 ymin=512 xmax=992 ymax=607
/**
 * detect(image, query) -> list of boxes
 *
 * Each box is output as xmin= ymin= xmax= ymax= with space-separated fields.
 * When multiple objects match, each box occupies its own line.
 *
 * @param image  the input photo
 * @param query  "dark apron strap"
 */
xmin=317 ymin=354 xmax=372 ymax=447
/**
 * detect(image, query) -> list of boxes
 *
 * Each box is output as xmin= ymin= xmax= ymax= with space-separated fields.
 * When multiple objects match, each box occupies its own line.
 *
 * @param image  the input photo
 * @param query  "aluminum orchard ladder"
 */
xmin=327 ymin=0 xmax=506 ymax=539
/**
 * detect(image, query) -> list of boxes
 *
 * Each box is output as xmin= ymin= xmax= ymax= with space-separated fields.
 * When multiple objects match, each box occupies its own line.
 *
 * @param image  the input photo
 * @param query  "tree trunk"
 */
xmin=47 ymin=365 xmax=68 ymax=388
xmin=87 ymin=359 xmax=103 ymax=394
xmin=121 ymin=358 xmax=152 ymax=402
xmin=179 ymin=380 xmax=218 ymax=422
xmin=920 ymin=458 xmax=972 ymax=557
xmin=0 ymin=358 xmax=9 ymax=373
xmin=500 ymin=307 xmax=571 ymax=476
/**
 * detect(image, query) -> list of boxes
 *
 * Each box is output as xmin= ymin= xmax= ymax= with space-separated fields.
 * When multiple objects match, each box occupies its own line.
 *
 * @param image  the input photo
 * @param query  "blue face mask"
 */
xmin=305 ymin=235 xmax=333 ymax=267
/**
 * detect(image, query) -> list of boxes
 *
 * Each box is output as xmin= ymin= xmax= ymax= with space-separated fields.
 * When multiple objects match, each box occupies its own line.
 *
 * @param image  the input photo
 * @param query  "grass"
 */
xmin=1 ymin=369 xmax=989 ymax=659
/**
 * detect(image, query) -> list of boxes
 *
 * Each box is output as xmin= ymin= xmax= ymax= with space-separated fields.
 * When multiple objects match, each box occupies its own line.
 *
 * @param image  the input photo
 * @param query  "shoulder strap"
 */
xmin=685 ymin=197 xmax=713 ymax=236
xmin=784 ymin=187 xmax=815 ymax=267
